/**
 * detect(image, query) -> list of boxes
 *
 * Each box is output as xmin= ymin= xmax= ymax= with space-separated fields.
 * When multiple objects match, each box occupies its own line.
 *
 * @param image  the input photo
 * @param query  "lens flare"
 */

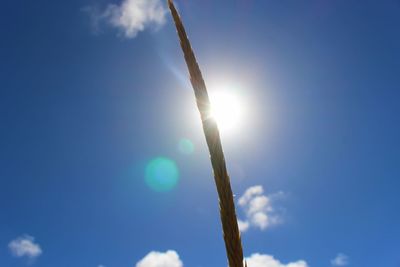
xmin=145 ymin=157 xmax=179 ymax=192
xmin=178 ymin=138 xmax=194 ymax=155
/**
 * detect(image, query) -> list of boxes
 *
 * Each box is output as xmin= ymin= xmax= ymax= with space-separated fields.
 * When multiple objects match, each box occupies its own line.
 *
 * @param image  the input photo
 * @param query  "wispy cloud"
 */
xmin=331 ymin=253 xmax=349 ymax=266
xmin=136 ymin=250 xmax=183 ymax=267
xmin=237 ymin=219 xmax=250 ymax=232
xmin=87 ymin=0 xmax=167 ymax=38
xmin=8 ymin=235 xmax=42 ymax=259
xmin=245 ymin=253 xmax=308 ymax=267
xmin=237 ymin=185 xmax=284 ymax=232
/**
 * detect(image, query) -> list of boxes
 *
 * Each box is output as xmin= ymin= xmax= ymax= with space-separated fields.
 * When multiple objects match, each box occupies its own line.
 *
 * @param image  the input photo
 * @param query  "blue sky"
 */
xmin=1 ymin=0 xmax=400 ymax=266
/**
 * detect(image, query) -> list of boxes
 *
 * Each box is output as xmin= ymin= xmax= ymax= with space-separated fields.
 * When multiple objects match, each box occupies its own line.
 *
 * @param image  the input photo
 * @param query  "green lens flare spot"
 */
xmin=178 ymin=139 xmax=194 ymax=155
xmin=145 ymin=157 xmax=179 ymax=192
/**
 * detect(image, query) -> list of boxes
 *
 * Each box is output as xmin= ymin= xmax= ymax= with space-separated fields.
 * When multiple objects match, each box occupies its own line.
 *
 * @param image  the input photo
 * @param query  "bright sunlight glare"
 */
xmin=209 ymin=90 xmax=244 ymax=134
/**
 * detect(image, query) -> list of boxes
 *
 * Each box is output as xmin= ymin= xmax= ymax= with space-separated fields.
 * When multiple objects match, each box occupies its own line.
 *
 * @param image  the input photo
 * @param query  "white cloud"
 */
xmin=237 ymin=186 xmax=284 ymax=232
xmin=134 ymin=250 xmax=308 ymax=267
xmin=331 ymin=253 xmax=349 ymax=266
xmin=238 ymin=185 xmax=264 ymax=206
xmin=237 ymin=219 xmax=250 ymax=232
xmin=136 ymin=250 xmax=183 ymax=267
xmin=8 ymin=235 xmax=42 ymax=259
xmin=245 ymin=253 xmax=308 ymax=267
xmin=89 ymin=0 xmax=167 ymax=38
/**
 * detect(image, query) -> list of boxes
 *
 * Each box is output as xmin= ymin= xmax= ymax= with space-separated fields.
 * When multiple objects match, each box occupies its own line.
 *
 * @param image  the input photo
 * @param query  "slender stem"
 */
xmin=167 ymin=1 xmax=245 ymax=266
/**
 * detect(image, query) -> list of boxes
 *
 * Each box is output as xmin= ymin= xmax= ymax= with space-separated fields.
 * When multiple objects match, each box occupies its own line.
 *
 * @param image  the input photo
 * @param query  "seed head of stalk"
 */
xmin=167 ymin=1 xmax=245 ymax=266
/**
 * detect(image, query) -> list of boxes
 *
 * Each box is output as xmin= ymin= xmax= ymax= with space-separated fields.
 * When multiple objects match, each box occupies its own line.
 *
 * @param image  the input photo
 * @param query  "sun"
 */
xmin=208 ymin=90 xmax=244 ymax=134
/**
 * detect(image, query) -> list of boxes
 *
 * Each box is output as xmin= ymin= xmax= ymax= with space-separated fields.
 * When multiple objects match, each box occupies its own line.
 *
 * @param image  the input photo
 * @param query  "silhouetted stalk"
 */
xmin=167 ymin=1 xmax=245 ymax=266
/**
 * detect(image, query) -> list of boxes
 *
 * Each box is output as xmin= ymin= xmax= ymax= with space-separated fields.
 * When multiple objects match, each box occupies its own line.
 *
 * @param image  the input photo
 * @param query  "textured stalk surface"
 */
xmin=167 ymin=1 xmax=245 ymax=266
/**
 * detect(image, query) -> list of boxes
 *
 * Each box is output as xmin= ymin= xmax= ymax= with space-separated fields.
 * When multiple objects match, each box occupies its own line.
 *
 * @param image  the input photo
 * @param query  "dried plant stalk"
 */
xmin=167 ymin=1 xmax=245 ymax=266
